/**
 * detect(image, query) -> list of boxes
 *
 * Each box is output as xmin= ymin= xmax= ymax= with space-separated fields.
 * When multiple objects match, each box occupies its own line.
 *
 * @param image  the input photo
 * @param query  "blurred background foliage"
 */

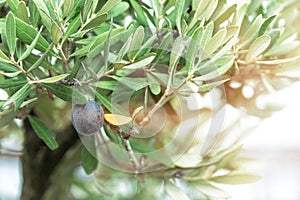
xmin=0 ymin=0 xmax=300 ymax=199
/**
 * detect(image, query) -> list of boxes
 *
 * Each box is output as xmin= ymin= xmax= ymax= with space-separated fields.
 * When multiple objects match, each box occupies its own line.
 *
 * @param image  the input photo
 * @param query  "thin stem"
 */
xmin=120 ymin=132 xmax=141 ymax=173
xmin=11 ymin=60 xmax=35 ymax=80
xmin=57 ymin=44 xmax=71 ymax=72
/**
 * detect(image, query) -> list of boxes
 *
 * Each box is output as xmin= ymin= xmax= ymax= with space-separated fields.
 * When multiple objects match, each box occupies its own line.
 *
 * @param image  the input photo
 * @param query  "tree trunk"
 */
xmin=21 ymin=117 xmax=79 ymax=200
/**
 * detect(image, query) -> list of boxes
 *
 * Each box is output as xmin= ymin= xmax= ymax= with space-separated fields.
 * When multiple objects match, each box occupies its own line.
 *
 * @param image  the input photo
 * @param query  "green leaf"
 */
xmin=97 ymin=0 xmax=121 ymax=16
xmin=50 ymin=23 xmax=63 ymax=45
xmin=28 ymin=0 xmax=41 ymax=27
xmin=170 ymin=36 xmax=185 ymax=69
xmin=128 ymin=26 xmax=144 ymax=61
xmin=147 ymin=73 xmax=161 ymax=95
xmin=111 ymin=76 xmax=149 ymax=91
xmin=205 ymin=29 xmax=227 ymax=55
xmin=81 ymin=0 xmax=93 ymax=23
xmin=30 ymin=74 xmax=69 ymax=84
xmin=256 ymin=54 xmax=300 ymax=65
xmin=245 ymin=35 xmax=271 ymax=63
xmin=92 ymin=80 xmax=117 ymax=91
xmin=211 ymin=174 xmax=261 ymax=184
xmin=201 ymin=22 xmax=214 ymax=48
xmin=28 ymin=115 xmax=58 ymax=150
xmin=0 ymin=109 xmax=17 ymax=128
xmin=4 ymin=83 xmax=31 ymax=111
xmin=239 ymin=14 xmax=263 ymax=48
xmin=6 ymin=12 xmax=16 ymax=56
xmin=0 ymin=79 xmax=28 ymax=88
xmin=41 ymin=83 xmax=87 ymax=104
xmin=6 ymin=0 xmax=18 ymax=13
xmin=232 ymin=3 xmax=247 ymax=27
xmin=197 ymin=79 xmax=229 ymax=92
xmin=18 ymin=27 xmax=43 ymax=62
xmin=63 ymin=0 xmax=74 ymax=17
xmin=186 ymin=27 xmax=203 ymax=71
xmin=175 ymin=0 xmax=185 ymax=34
xmin=214 ymin=4 xmax=237 ymax=28
xmin=81 ymin=146 xmax=98 ymax=174
xmin=15 ymin=18 xmax=50 ymax=52
xmin=191 ymin=181 xmax=231 ymax=199
xmin=224 ymin=26 xmax=239 ymax=43
xmin=17 ymin=1 xmax=30 ymax=23
xmin=123 ymin=54 xmax=155 ymax=70
xmin=62 ymin=15 xmax=81 ymax=42
xmin=82 ymin=13 xmax=107 ymax=31
xmin=165 ymin=181 xmax=190 ymax=200
xmin=0 ymin=49 xmax=11 ymax=63
xmin=258 ymin=15 xmax=276 ymax=36
xmin=196 ymin=57 xmax=234 ymax=81
xmin=32 ymin=0 xmax=52 ymax=31
xmin=27 ymin=43 xmax=54 ymax=72
xmin=109 ymin=2 xmax=130 ymax=17
xmin=130 ymin=0 xmax=148 ymax=27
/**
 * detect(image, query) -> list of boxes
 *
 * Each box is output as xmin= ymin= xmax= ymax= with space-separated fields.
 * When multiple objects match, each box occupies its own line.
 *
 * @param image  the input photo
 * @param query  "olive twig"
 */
xmin=119 ymin=131 xmax=141 ymax=173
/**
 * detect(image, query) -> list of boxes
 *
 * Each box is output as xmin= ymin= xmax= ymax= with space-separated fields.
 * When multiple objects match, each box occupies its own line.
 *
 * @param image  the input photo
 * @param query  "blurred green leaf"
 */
xmin=4 ymin=83 xmax=31 ymax=111
xmin=201 ymin=22 xmax=214 ymax=48
xmin=92 ymin=80 xmax=117 ymax=91
xmin=97 ymin=0 xmax=121 ymax=16
xmin=81 ymin=0 xmax=93 ymax=23
xmin=256 ymin=54 xmax=300 ymax=65
xmin=6 ymin=12 xmax=16 ymax=56
xmin=0 ymin=79 xmax=28 ymax=88
xmin=165 ymin=181 xmax=190 ymax=200
xmin=50 ymin=23 xmax=63 ymax=45
xmin=128 ymin=26 xmax=144 ymax=61
xmin=81 ymin=146 xmax=98 ymax=174
xmin=111 ymin=76 xmax=149 ymax=91
xmin=109 ymin=2 xmax=129 ymax=17
xmin=0 ymin=49 xmax=11 ymax=63
xmin=17 ymin=1 xmax=30 ymax=24
xmin=205 ymin=29 xmax=227 ymax=55
xmin=123 ymin=53 xmax=155 ymax=70
xmin=6 ymin=0 xmax=18 ymax=13
xmin=197 ymin=79 xmax=229 ymax=92
xmin=214 ymin=4 xmax=237 ymax=28
xmin=191 ymin=181 xmax=231 ymax=199
xmin=246 ymin=35 xmax=271 ymax=63
xmin=175 ymin=0 xmax=185 ymax=34
xmin=82 ymin=13 xmax=107 ymax=31
xmin=27 ymin=43 xmax=54 ymax=72
xmin=224 ymin=26 xmax=239 ymax=43
xmin=41 ymin=83 xmax=87 ymax=104
xmin=63 ymin=0 xmax=74 ymax=18
xmin=30 ymin=74 xmax=69 ymax=84
xmin=28 ymin=0 xmax=40 ymax=27
xmin=15 ymin=18 xmax=50 ymax=52
xmin=62 ymin=15 xmax=81 ymax=42
xmin=258 ymin=15 xmax=276 ymax=36
xmin=28 ymin=115 xmax=58 ymax=150
xmin=239 ymin=14 xmax=263 ymax=48
xmin=32 ymin=0 xmax=52 ymax=31
xmin=18 ymin=26 xmax=43 ymax=62
xmin=211 ymin=174 xmax=261 ymax=184
xmin=130 ymin=0 xmax=148 ymax=27
xmin=186 ymin=27 xmax=203 ymax=72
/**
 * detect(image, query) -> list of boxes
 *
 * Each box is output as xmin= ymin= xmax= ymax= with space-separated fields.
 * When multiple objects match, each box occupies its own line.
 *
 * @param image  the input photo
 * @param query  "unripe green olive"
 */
xmin=72 ymin=100 xmax=104 ymax=135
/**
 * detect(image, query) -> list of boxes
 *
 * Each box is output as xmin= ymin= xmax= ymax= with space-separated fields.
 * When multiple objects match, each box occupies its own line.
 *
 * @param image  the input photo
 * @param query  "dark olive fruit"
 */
xmin=72 ymin=100 xmax=104 ymax=135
